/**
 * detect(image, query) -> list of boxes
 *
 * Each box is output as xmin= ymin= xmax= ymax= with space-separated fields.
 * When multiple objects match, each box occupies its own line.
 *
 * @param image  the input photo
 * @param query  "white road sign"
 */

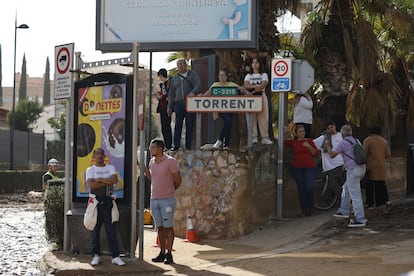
xmin=271 ymin=58 xmax=292 ymax=92
xmin=54 ymin=43 xmax=74 ymax=99
xmin=186 ymin=96 xmax=263 ymax=112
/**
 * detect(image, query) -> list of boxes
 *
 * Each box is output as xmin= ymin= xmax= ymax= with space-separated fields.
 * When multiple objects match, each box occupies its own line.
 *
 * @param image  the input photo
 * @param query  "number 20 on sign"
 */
xmin=271 ymin=58 xmax=292 ymax=92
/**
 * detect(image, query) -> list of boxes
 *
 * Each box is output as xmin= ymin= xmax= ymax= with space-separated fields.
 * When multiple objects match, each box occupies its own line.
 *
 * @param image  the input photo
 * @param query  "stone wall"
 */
xmin=172 ymin=146 xmax=279 ymax=239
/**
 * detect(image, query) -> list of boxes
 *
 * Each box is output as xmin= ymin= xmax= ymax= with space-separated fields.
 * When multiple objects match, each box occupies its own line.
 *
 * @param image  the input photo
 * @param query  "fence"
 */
xmin=0 ymin=129 xmax=45 ymax=166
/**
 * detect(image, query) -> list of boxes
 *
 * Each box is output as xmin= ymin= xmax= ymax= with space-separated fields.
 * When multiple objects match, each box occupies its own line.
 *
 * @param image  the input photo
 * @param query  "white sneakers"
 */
xmin=91 ymin=255 xmax=125 ymax=266
xmin=213 ymin=140 xmax=222 ymax=149
xmin=261 ymin=138 xmax=273 ymax=145
xmin=111 ymin=256 xmax=126 ymax=266
xmin=252 ymin=138 xmax=273 ymax=144
xmin=91 ymin=255 xmax=100 ymax=266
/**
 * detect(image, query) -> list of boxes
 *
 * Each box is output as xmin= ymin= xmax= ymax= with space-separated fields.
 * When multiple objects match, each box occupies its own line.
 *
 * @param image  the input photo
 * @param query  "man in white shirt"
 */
xmin=313 ymin=120 xmax=345 ymax=194
xmin=86 ymin=148 xmax=125 ymax=267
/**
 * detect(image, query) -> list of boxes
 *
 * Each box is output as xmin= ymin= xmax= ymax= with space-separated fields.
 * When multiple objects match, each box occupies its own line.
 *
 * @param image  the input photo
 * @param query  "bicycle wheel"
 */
xmin=314 ymin=177 xmax=338 ymax=211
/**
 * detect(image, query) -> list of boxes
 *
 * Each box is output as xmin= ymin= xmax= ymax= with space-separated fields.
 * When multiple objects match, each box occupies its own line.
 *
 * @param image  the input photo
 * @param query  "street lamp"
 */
xmin=10 ymin=20 xmax=29 ymax=170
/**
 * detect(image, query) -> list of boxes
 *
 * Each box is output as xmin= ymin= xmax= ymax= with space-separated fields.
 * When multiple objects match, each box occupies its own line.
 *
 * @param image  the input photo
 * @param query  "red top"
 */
xmin=284 ymin=139 xmax=318 ymax=168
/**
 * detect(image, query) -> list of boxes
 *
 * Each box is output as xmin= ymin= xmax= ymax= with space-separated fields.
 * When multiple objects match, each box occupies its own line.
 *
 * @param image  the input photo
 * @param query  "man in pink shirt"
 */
xmin=144 ymin=138 xmax=181 ymax=264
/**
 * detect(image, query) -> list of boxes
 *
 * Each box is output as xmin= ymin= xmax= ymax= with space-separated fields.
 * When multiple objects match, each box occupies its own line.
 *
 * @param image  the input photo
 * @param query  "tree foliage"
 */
xmin=43 ymin=57 xmax=51 ymax=105
xmin=7 ymin=98 xmax=43 ymax=131
xmin=300 ymin=0 xmax=414 ymax=134
xmin=18 ymin=54 xmax=27 ymax=101
xmin=48 ymin=111 xmax=66 ymax=140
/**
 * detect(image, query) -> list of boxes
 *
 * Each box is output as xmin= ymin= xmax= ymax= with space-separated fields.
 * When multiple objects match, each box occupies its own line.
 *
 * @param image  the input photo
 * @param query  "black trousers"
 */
xmin=365 ymin=179 xmax=389 ymax=206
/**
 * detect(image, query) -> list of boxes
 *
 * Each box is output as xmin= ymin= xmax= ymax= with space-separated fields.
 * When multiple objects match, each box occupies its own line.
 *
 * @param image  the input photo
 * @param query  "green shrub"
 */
xmin=44 ymin=182 xmax=64 ymax=248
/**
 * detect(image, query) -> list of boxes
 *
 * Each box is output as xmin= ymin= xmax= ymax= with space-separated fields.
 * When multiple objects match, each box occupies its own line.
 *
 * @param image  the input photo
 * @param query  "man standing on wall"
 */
xmin=144 ymin=139 xmax=181 ymax=264
xmin=167 ymin=58 xmax=201 ymax=151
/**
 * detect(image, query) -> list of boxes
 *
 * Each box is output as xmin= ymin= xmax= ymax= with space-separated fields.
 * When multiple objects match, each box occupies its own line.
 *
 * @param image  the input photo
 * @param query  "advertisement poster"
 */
xmin=96 ymin=0 xmax=257 ymax=51
xmin=75 ymin=81 xmax=126 ymax=199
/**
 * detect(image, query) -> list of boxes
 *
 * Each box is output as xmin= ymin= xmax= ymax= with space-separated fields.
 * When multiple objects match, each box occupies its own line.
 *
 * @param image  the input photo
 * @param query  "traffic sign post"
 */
xmin=271 ymin=58 xmax=292 ymax=92
xmin=54 ymin=43 xmax=74 ymax=99
xmin=291 ymin=59 xmax=315 ymax=93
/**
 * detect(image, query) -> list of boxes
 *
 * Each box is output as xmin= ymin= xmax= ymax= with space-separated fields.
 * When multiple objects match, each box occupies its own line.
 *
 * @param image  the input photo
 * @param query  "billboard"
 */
xmin=96 ymin=0 xmax=258 ymax=52
xmin=73 ymin=73 xmax=133 ymax=202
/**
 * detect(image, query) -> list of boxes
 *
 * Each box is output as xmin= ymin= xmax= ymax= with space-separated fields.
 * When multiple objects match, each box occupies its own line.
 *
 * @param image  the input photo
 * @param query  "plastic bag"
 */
xmin=111 ymin=200 xmax=119 ymax=223
xmin=83 ymin=194 xmax=99 ymax=231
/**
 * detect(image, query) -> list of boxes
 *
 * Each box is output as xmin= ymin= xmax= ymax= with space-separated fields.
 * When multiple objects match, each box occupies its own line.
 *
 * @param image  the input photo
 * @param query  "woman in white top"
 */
xmin=293 ymin=92 xmax=313 ymax=138
xmin=244 ymin=57 xmax=273 ymax=145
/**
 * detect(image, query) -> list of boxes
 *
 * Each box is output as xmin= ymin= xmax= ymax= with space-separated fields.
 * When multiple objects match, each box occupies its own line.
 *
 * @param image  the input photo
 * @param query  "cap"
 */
xmin=48 ymin=158 xmax=59 ymax=166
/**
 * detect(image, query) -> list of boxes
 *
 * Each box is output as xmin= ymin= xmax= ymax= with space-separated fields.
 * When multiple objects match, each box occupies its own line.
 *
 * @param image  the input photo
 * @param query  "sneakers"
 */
xmin=261 ymin=138 xmax=273 ymax=145
xmin=91 ymin=255 xmax=100 ymax=266
xmin=164 ymin=252 xmax=174 ymax=264
xmin=348 ymin=220 xmax=366 ymax=228
xmin=333 ymin=212 xmax=349 ymax=218
xmin=252 ymin=138 xmax=258 ymax=144
xmin=111 ymin=256 xmax=126 ymax=266
xmin=152 ymin=252 xmax=166 ymax=263
xmin=213 ymin=140 xmax=222 ymax=149
xmin=223 ymin=146 xmax=229 ymax=150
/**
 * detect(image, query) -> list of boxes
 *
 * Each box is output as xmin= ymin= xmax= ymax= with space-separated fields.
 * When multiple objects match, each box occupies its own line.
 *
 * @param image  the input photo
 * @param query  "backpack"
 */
xmin=344 ymin=138 xmax=367 ymax=164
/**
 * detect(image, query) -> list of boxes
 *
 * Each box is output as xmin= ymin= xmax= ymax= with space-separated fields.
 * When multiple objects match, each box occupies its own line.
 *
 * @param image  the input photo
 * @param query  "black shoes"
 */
xmin=152 ymin=252 xmax=174 ymax=264
xmin=164 ymin=253 xmax=174 ymax=264
xmin=152 ymin=252 xmax=165 ymax=263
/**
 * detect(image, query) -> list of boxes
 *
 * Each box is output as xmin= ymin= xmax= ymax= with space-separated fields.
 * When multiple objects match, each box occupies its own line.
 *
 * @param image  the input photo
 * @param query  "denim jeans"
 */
xmin=150 ymin=197 xmax=176 ymax=228
xmin=91 ymin=196 xmax=120 ymax=258
xmin=172 ymin=102 xmax=195 ymax=150
xmin=337 ymin=166 xmax=366 ymax=222
xmin=291 ymin=167 xmax=316 ymax=211
xmin=218 ymin=113 xmax=233 ymax=147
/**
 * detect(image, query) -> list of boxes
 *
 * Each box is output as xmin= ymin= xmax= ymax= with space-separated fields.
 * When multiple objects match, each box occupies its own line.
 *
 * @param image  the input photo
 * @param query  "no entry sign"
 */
xmin=54 ymin=43 xmax=74 ymax=99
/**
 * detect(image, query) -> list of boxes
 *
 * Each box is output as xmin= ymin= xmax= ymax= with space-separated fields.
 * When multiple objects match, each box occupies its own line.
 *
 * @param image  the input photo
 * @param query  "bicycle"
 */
xmin=314 ymin=168 xmax=345 ymax=211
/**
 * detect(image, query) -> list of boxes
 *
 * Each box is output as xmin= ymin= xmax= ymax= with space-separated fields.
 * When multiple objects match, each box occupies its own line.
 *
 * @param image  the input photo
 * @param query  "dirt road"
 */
xmin=38 ymin=196 xmax=414 ymax=275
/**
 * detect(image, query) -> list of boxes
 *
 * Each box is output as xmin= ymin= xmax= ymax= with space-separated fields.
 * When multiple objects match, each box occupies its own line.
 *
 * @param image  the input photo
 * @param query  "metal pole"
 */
xmin=10 ymin=17 xmax=29 ymax=170
xmin=63 ymin=51 xmax=79 ymax=252
xmin=10 ymin=19 xmax=17 ymax=170
xmin=130 ymin=42 xmax=140 ymax=259
xmin=148 ymin=52 xmax=152 ymax=154
xmin=276 ymin=92 xmax=287 ymax=218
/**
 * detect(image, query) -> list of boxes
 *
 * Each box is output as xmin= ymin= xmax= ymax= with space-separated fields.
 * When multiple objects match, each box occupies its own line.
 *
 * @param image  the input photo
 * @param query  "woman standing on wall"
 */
xmin=201 ymin=68 xmax=244 ymax=149
xmin=243 ymin=57 xmax=273 ymax=145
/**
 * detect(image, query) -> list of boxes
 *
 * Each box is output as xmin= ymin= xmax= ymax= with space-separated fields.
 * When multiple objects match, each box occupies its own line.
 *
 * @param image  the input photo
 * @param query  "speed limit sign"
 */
xmin=271 ymin=58 xmax=292 ymax=92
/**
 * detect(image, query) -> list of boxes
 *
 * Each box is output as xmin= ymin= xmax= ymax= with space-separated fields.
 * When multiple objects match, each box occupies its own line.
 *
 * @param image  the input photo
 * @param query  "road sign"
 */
xmin=271 ymin=58 xmax=292 ymax=92
xmin=54 ymin=43 xmax=74 ymax=99
xmin=291 ymin=59 xmax=315 ymax=93
xmin=186 ymin=96 xmax=263 ymax=112
xmin=211 ymin=86 xmax=238 ymax=96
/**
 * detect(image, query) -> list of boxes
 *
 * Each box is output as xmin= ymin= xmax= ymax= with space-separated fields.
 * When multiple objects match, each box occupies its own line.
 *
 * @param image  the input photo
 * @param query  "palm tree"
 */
xmin=301 ymin=0 xmax=414 ymax=140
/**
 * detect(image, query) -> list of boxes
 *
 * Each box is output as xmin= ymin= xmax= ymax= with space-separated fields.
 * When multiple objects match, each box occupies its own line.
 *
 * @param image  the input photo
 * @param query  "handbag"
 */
xmin=111 ymin=199 xmax=119 ymax=223
xmin=83 ymin=194 xmax=99 ymax=231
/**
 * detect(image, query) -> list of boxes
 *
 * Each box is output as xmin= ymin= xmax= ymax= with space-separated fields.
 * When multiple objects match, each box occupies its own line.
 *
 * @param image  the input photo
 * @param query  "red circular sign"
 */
xmin=56 ymin=47 xmax=70 ymax=74
xmin=273 ymin=60 xmax=289 ymax=77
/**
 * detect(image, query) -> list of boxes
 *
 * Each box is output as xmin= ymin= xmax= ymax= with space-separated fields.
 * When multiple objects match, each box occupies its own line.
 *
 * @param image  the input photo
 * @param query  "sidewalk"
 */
xmin=39 ymin=210 xmax=334 ymax=275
